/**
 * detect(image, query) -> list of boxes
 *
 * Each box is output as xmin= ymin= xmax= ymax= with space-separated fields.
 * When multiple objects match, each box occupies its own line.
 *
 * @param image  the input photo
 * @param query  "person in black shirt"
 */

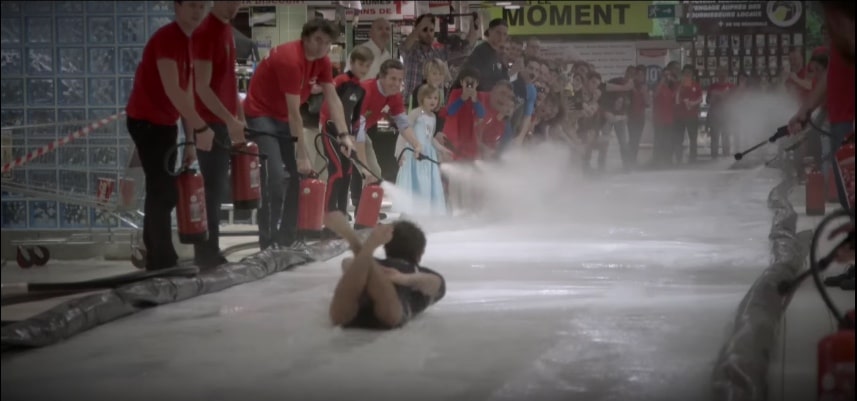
xmin=319 ymin=47 xmax=374 ymax=215
xmin=457 ymin=18 xmax=509 ymax=92
xmin=325 ymin=212 xmax=447 ymax=329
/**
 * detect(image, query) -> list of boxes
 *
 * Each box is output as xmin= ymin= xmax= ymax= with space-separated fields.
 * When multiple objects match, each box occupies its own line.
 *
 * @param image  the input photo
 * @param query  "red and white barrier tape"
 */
xmin=1 ymin=111 xmax=126 ymax=173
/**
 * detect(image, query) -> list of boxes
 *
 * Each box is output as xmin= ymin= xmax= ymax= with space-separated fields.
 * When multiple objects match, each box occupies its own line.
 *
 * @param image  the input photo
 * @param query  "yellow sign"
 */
xmin=488 ymin=1 xmax=653 ymax=35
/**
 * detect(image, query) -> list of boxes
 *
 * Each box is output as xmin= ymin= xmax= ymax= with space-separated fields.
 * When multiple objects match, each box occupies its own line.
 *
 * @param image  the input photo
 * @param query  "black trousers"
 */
xmin=674 ymin=116 xmax=699 ymax=163
xmin=627 ymin=114 xmax=645 ymax=165
xmin=321 ymin=131 xmax=352 ymax=214
xmin=127 ymin=117 xmax=179 ymax=270
xmin=247 ymin=116 xmax=298 ymax=250
xmin=193 ymin=123 xmax=230 ymax=263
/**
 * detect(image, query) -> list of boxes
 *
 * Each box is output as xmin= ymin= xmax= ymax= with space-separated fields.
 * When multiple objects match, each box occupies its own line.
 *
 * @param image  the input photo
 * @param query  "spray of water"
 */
xmin=724 ymin=87 xmax=800 ymax=162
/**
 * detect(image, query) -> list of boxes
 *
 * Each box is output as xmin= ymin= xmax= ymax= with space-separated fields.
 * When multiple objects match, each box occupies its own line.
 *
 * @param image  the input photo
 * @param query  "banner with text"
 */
xmin=686 ymin=0 xmax=805 ymax=34
xmin=489 ymin=1 xmax=653 ymax=35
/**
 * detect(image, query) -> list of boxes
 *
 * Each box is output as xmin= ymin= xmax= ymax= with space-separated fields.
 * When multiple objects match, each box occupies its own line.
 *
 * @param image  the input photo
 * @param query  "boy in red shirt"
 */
xmin=442 ymin=67 xmax=486 ymax=161
xmin=675 ymin=68 xmax=703 ymax=163
xmin=124 ymin=0 xmax=210 ymax=271
xmin=349 ymin=60 xmax=421 ymax=212
xmin=190 ymin=1 xmax=243 ymax=269
xmin=707 ymin=67 xmax=736 ymax=158
xmin=243 ymin=20 xmax=352 ymax=250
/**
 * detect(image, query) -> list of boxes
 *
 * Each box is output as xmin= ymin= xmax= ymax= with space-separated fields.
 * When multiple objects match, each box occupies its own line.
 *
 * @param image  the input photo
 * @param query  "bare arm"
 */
xmin=789 ymin=73 xmax=813 ymax=91
xmin=194 ymin=60 xmax=239 ymax=126
xmin=157 ymin=59 xmax=206 ymax=129
xmin=323 ymin=212 xmax=362 ymax=254
xmin=801 ymin=72 xmax=827 ymax=111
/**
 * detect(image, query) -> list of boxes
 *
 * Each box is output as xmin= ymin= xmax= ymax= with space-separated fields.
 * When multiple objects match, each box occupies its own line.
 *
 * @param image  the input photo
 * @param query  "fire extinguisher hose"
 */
xmin=313 ymin=133 xmax=329 ymax=177
xmin=396 ymin=147 xmax=440 ymax=165
xmin=733 ymin=125 xmax=790 ymax=161
xmin=320 ymin=131 xmax=385 ymax=183
xmin=808 ymin=208 xmax=855 ymax=328
xmin=164 ymin=141 xmax=196 ymax=177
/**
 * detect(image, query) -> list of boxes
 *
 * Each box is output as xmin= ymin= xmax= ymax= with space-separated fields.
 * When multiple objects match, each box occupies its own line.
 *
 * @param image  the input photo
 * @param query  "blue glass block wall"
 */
xmin=1 ymin=1 xmax=175 ymax=230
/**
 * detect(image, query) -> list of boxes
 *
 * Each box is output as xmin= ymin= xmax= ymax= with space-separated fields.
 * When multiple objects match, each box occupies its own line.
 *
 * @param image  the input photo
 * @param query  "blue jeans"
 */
xmin=246 ymin=116 xmax=298 ymax=250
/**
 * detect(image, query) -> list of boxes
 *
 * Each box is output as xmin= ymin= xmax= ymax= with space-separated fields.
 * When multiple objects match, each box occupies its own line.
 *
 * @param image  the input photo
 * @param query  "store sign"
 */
xmin=352 ymin=1 xmax=415 ymax=20
xmin=686 ymin=0 xmax=805 ymax=34
xmin=489 ymin=1 xmax=653 ymax=35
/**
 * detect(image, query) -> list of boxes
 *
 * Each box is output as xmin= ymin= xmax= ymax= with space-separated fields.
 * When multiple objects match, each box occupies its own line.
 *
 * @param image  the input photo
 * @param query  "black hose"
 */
xmin=733 ymin=125 xmax=790 ymax=161
xmin=164 ymin=141 xmax=195 ymax=176
xmin=808 ymin=209 xmax=854 ymax=328
xmin=320 ymin=130 xmax=385 ymax=183
xmin=314 ymin=133 xmax=329 ymax=176
xmin=397 ymin=147 xmax=440 ymax=165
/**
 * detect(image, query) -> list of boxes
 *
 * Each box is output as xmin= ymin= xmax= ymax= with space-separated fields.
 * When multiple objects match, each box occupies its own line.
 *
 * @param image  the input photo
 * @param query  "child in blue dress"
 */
xmin=394 ymin=85 xmax=452 ymax=216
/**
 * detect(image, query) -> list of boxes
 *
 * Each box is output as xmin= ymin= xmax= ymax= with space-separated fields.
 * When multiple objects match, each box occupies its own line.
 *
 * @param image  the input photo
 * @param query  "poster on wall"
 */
xmin=637 ymin=48 xmax=669 ymax=88
xmin=686 ymin=0 xmax=805 ymax=34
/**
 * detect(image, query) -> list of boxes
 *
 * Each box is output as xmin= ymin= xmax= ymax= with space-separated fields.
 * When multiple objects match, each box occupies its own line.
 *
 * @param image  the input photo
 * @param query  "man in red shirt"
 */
xmin=349 ymin=60 xmax=421 ymax=212
xmin=190 ymin=1 xmax=243 ymax=269
xmin=243 ymin=19 xmax=352 ymax=250
xmin=788 ymin=2 xmax=855 ymax=287
xmin=124 ymin=0 xmax=211 ymax=271
xmin=652 ymin=69 xmax=677 ymax=167
xmin=675 ymin=67 xmax=703 ymax=163
xmin=707 ymin=67 xmax=736 ymax=158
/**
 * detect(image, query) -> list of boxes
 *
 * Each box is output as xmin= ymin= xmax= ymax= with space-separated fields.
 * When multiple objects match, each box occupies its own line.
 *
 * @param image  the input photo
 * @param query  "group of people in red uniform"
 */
xmin=125 ymin=1 xmax=449 ymax=330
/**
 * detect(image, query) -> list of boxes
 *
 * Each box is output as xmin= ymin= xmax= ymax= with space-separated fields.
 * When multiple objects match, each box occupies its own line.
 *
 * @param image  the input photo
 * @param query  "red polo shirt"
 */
xmin=243 ymin=40 xmax=333 ymax=122
xmin=676 ymin=82 xmax=703 ymax=119
xmin=708 ymin=81 xmax=735 ymax=113
xmin=826 ymin=49 xmax=855 ymax=124
xmin=359 ymin=78 xmax=405 ymax=130
xmin=653 ymin=83 xmax=675 ymax=126
xmin=126 ymin=22 xmax=193 ymax=126
xmin=192 ymin=14 xmax=238 ymax=124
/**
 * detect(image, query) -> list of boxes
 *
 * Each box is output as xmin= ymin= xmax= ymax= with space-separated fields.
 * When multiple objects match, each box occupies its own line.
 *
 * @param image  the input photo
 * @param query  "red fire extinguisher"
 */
xmin=817 ymin=310 xmax=855 ymax=401
xmin=833 ymin=142 xmax=854 ymax=211
xmin=806 ymin=166 xmax=826 ymax=216
xmin=231 ymin=141 xmax=262 ymax=210
xmin=297 ymin=173 xmax=326 ymax=235
xmin=355 ymin=183 xmax=384 ymax=230
xmin=176 ymin=167 xmax=209 ymax=244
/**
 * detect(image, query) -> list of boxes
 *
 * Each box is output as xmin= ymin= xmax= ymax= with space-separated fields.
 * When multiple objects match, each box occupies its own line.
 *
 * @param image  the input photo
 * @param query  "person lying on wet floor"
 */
xmin=323 ymin=211 xmax=446 ymax=329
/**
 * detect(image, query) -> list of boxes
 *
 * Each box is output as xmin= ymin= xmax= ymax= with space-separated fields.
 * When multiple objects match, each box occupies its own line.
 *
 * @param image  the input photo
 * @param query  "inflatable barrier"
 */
xmin=711 ymin=148 xmax=807 ymax=400
xmin=0 ymin=234 xmax=364 ymax=352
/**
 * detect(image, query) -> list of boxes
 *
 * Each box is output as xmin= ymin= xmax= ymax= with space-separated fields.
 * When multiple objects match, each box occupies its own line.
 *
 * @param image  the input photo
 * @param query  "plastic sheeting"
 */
xmin=0 ymin=237 xmax=359 ymax=352
xmin=710 ymin=156 xmax=806 ymax=401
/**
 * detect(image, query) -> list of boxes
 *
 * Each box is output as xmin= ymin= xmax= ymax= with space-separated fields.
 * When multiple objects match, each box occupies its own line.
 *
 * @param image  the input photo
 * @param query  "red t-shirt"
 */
xmin=125 ymin=22 xmax=193 ymax=126
xmin=812 ymin=46 xmax=829 ymax=57
xmin=243 ymin=40 xmax=333 ymax=122
xmin=676 ymin=82 xmax=703 ymax=119
xmin=629 ymin=85 xmax=646 ymax=117
xmin=479 ymin=92 xmax=506 ymax=148
xmin=826 ymin=49 xmax=855 ymax=124
xmin=708 ymin=81 xmax=735 ymax=112
xmin=653 ymin=83 xmax=675 ymax=126
xmin=359 ymin=79 xmax=405 ymax=130
xmin=441 ymin=88 xmax=480 ymax=160
xmin=192 ymin=14 xmax=238 ymax=124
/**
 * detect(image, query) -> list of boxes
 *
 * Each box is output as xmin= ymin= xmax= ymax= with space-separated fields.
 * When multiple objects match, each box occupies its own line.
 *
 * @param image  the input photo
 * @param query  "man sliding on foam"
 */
xmin=324 ymin=212 xmax=446 ymax=329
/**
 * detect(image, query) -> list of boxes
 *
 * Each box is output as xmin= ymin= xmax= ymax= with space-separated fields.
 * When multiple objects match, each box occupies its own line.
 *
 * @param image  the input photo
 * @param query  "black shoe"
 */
xmin=824 ymin=265 xmax=855 ymax=288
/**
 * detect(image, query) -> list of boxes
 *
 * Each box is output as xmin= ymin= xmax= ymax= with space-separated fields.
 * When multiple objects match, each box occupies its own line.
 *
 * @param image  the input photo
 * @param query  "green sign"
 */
xmin=647 ymin=4 xmax=675 ymax=19
xmin=675 ymin=23 xmax=696 ymax=41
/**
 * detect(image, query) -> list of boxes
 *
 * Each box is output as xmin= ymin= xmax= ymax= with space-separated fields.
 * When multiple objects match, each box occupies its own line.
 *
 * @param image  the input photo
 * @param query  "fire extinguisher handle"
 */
xmin=164 ymin=141 xmax=196 ymax=176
